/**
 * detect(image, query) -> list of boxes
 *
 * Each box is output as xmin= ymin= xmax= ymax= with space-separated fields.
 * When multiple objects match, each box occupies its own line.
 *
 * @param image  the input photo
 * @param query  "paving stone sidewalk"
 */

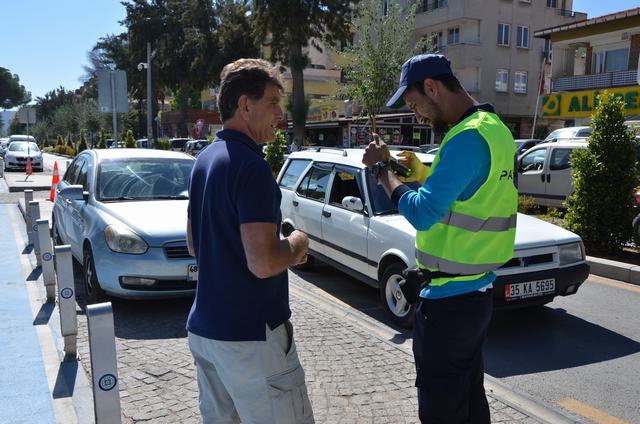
xmin=74 ymin=280 xmax=543 ymax=424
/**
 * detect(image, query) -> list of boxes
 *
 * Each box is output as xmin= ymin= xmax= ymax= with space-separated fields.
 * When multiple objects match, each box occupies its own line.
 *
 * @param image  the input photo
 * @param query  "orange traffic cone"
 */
xmin=25 ymin=157 xmax=33 ymax=176
xmin=49 ymin=162 xmax=60 ymax=202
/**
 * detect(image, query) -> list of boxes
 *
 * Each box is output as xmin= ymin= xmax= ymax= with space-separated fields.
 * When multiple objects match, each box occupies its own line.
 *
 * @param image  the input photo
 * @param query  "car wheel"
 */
xmin=379 ymin=262 xmax=415 ymax=328
xmin=83 ymin=245 xmax=108 ymax=304
xmin=281 ymin=224 xmax=315 ymax=271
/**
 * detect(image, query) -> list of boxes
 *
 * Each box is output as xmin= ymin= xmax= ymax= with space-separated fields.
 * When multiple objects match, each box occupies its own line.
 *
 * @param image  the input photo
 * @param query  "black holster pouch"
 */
xmin=399 ymin=267 xmax=430 ymax=305
xmin=399 ymin=267 xmax=462 ymax=305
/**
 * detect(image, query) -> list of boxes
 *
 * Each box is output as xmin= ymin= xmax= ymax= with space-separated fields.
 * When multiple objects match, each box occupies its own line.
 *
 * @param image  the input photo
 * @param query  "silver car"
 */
xmin=3 ymin=141 xmax=43 ymax=171
xmin=52 ymin=149 xmax=196 ymax=303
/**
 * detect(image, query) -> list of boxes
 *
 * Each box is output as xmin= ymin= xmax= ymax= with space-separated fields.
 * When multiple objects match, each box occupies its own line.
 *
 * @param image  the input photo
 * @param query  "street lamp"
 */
xmin=137 ymin=42 xmax=154 ymax=148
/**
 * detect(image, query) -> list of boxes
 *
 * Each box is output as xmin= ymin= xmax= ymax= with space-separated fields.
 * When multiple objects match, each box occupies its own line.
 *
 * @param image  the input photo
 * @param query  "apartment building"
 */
xmin=534 ymin=7 xmax=640 ymax=126
xmin=402 ymin=0 xmax=585 ymax=137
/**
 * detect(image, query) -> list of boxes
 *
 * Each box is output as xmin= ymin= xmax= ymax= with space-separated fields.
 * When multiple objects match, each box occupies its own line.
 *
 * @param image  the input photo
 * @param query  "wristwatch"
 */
xmin=371 ymin=160 xmax=389 ymax=178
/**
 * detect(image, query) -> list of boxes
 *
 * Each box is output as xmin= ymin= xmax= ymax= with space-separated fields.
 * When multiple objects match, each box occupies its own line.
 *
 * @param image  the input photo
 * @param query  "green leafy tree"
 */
xmin=52 ymin=103 xmax=81 ymax=137
xmin=339 ymin=0 xmax=425 ymax=133
xmin=31 ymin=121 xmax=52 ymax=147
xmin=8 ymin=114 xmax=23 ymax=135
xmin=215 ymin=0 xmax=260 ymax=75
xmin=98 ymin=129 xmax=107 ymax=148
xmin=264 ymin=129 xmax=286 ymax=174
xmin=252 ymin=0 xmax=358 ymax=144
xmin=565 ymin=91 xmax=638 ymax=254
xmin=124 ymin=129 xmax=136 ymax=148
xmin=0 ymin=67 xmax=31 ymax=108
xmin=66 ymin=134 xmax=75 ymax=149
xmin=35 ymin=87 xmax=75 ymax=123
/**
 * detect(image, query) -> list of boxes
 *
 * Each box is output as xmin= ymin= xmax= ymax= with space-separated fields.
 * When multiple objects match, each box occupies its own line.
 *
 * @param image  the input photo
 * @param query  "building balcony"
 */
xmin=552 ymin=70 xmax=638 ymax=92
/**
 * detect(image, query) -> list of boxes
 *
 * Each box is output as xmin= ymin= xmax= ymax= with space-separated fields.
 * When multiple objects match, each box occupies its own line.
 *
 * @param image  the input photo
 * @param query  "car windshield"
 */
xmin=97 ymin=157 xmax=194 ymax=201
xmin=9 ymin=142 xmax=39 ymax=152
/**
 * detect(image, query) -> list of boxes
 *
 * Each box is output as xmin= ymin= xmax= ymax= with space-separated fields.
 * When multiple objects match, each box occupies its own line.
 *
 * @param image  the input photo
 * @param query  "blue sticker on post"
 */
xmin=99 ymin=374 xmax=117 ymax=391
xmin=43 ymin=252 xmax=53 ymax=261
xmin=60 ymin=287 xmax=74 ymax=299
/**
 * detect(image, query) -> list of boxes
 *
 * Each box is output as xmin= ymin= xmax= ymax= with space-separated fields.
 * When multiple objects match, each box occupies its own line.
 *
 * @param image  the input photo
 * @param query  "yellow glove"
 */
xmin=396 ymin=151 xmax=429 ymax=184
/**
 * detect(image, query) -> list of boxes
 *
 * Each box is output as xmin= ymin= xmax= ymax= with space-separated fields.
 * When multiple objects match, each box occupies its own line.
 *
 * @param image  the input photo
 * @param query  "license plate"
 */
xmin=505 ymin=278 xmax=555 ymax=300
xmin=187 ymin=264 xmax=198 ymax=282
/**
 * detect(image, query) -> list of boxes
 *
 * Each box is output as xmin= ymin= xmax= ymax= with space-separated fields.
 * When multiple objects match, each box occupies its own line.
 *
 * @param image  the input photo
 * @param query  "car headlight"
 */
xmin=558 ymin=242 xmax=584 ymax=266
xmin=104 ymin=225 xmax=148 ymax=254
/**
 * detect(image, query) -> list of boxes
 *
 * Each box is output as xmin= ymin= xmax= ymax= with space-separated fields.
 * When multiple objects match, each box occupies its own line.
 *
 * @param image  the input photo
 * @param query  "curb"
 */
xmin=289 ymin=278 xmax=578 ymax=424
xmin=586 ymin=256 xmax=640 ymax=285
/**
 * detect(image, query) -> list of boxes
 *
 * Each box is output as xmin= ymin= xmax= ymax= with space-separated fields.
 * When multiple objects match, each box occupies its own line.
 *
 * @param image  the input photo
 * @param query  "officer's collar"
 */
xmin=216 ymin=129 xmax=264 ymax=157
xmin=454 ymin=103 xmax=495 ymax=126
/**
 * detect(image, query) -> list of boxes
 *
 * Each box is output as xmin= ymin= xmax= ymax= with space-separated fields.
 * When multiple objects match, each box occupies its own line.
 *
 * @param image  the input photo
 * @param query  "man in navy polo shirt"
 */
xmin=186 ymin=58 xmax=314 ymax=424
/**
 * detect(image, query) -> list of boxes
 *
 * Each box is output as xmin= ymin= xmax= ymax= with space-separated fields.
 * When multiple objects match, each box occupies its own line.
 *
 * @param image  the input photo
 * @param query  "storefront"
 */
xmin=542 ymin=85 xmax=640 ymax=123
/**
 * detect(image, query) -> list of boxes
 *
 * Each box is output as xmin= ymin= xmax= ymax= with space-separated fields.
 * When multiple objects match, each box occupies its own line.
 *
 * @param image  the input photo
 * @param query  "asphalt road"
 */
xmin=291 ymin=262 xmax=640 ymax=424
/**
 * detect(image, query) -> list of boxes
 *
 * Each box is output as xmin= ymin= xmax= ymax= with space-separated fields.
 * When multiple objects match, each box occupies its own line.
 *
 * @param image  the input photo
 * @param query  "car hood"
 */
xmin=96 ymin=200 xmax=188 ymax=246
xmin=375 ymin=212 xmax=581 ymax=250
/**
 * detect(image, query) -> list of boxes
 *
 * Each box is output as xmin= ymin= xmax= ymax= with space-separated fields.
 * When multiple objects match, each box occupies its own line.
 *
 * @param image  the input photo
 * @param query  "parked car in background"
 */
xmin=277 ymin=148 xmax=589 ymax=326
xmin=136 ymin=138 xmax=149 ymax=148
xmin=543 ymin=126 xmax=592 ymax=143
xmin=517 ymin=139 xmax=587 ymax=208
xmin=109 ymin=141 xmax=125 ymax=149
xmin=3 ymin=141 xmax=44 ymax=172
xmin=8 ymin=134 xmax=37 ymax=144
xmin=184 ymin=140 xmax=209 ymax=156
xmin=51 ymin=149 xmax=196 ymax=303
xmin=515 ymin=138 xmax=543 ymax=155
xmin=169 ymin=137 xmax=191 ymax=152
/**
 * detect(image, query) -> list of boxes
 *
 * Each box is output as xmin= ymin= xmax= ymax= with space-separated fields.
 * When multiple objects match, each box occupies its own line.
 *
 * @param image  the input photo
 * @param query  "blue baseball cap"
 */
xmin=386 ymin=54 xmax=453 ymax=109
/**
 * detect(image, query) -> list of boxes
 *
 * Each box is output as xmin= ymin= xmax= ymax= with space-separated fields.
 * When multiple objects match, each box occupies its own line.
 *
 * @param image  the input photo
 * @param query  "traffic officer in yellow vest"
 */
xmin=363 ymin=54 xmax=517 ymax=423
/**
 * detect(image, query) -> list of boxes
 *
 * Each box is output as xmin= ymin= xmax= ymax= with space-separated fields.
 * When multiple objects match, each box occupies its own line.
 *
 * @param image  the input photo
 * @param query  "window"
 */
xmin=76 ymin=161 xmax=89 ymax=191
xmin=514 ymin=71 xmax=528 ymax=94
xmin=431 ymin=31 xmax=444 ymax=51
xmin=63 ymin=158 xmax=83 ymax=184
xmin=495 ymin=69 xmax=509 ymax=92
xmin=516 ymin=26 xmax=529 ymax=48
xmin=519 ymin=148 xmax=548 ymax=172
xmin=546 ymin=0 xmax=557 ymax=7
xmin=279 ymin=159 xmax=311 ymax=190
xmin=497 ymin=23 xmax=510 ymax=46
xmin=544 ymin=39 xmax=553 ymax=61
xmin=447 ymin=27 xmax=460 ymax=45
xmin=328 ymin=167 xmax=365 ymax=211
xmin=296 ymin=164 xmax=332 ymax=201
xmin=383 ymin=0 xmax=388 ymax=16
xmin=549 ymin=148 xmax=573 ymax=171
xmin=605 ymin=48 xmax=629 ymax=72
xmin=593 ymin=52 xmax=605 ymax=73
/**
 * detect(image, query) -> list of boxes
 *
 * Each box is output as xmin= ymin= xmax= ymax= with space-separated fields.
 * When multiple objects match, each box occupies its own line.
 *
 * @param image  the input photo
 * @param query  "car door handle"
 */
xmin=65 ymin=199 xmax=72 ymax=205
xmin=540 ymin=173 xmax=545 ymax=182
xmin=546 ymin=174 xmax=551 ymax=183
xmin=322 ymin=210 xmax=331 ymax=218
xmin=292 ymin=200 xmax=299 ymax=207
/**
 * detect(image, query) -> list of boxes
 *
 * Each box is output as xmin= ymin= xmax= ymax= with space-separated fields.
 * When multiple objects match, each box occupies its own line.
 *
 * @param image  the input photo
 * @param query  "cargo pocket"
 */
xmin=267 ymin=364 xmax=314 ymax=424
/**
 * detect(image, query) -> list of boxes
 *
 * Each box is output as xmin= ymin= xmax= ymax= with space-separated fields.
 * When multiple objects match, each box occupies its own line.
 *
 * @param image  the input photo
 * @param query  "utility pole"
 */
xmin=146 ymin=43 xmax=153 ymax=148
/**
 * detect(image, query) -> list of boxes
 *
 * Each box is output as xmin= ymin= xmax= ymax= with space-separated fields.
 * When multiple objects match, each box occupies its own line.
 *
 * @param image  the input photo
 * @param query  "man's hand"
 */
xmin=362 ymin=133 xmax=390 ymax=169
xmin=397 ymin=151 xmax=429 ymax=184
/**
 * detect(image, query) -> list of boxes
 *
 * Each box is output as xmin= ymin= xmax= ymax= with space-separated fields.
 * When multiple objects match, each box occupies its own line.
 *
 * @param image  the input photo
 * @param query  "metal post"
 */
xmin=110 ymin=71 xmax=118 ymax=145
xmin=28 ymin=201 xmax=41 ymax=266
xmin=147 ymin=42 xmax=154 ymax=148
xmin=55 ymin=245 xmax=78 ymax=359
xmin=87 ymin=302 xmax=122 ymax=424
xmin=24 ymin=190 xmax=34 ymax=245
xmin=36 ymin=218 xmax=56 ymax=301
xmin=0 ymin=156 xmax=4 ymax=178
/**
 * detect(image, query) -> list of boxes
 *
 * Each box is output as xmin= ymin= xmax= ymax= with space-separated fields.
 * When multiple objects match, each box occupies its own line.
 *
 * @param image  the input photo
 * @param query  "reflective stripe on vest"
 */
xmin=439 ymin=210 xmax=517 ymax=232
xmin=415 ymin=249 xmax=507 ymax=275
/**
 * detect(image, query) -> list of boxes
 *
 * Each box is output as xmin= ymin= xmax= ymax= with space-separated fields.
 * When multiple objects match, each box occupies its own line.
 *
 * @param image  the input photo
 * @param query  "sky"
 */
xmin=1 ymin=0 xmax=639 ymax=105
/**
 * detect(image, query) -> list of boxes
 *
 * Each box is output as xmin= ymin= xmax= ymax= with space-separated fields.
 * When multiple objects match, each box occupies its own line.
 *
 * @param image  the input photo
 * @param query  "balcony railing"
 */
xmin=553 ymin=70 xmax=638 ymax=92
xmin=422 ymin=0 xmax=447 ymax=13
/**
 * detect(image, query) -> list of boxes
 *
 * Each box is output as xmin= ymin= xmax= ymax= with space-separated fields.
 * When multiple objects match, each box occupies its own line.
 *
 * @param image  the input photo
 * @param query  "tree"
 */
xmin=252 ymin=0 xmax=358 ymax=144
xmin=52 ymin=103 xmax=81 ymax=136
xmin=0 ymin=67 xmax=31 ymax=108
xmin=78 ymin=131 xmax=88 ymax=152
xmin=35 ymin=87 xmax=75 ymax=124
xmin=124 ymin=129 xmax=136 ymax=148
xmin=123 ymin=0 xmax=220 ymax=137
xmin=338 ymin=0 xmax=424 ymax=133
xmin=565 ymin=91 xmax=638 ymax=254
xmin=98 ymin=129 xmax=107 ymax=148
xmin=214 ymin=0 xmax=260 ymax=77
xmin=264 ymin=129 xmax=286 ymax=174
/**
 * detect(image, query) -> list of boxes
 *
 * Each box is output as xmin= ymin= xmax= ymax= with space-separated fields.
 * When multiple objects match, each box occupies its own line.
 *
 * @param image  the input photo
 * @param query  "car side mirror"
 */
xmin=59 ymin=185 xmax=86 ymax=202
xmin=342 ymin=196 xmax=364 ymax=212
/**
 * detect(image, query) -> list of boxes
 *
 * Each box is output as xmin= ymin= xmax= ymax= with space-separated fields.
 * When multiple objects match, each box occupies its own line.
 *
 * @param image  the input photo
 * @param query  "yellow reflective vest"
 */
xmin=415 ymin=110 xmax=517 ymax=286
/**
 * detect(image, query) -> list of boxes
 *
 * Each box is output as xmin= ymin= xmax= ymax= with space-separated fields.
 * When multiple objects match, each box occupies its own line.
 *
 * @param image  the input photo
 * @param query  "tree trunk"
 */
xmin=289 ymin=44 xmax=307 ymax=145
xmin=178 ymin=81 xmax=189 ymax=137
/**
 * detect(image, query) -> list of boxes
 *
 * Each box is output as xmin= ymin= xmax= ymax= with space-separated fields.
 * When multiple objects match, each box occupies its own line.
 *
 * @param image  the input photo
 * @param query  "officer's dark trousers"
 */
xmin=413 ymin=289 xmax=493 ymax=424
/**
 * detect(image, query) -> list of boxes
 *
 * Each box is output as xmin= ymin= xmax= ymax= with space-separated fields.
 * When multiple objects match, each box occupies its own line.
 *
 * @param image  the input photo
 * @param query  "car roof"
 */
xmin=287 ymin=147 xmax=435 ymax=168
xmin=537 ymin=139 xmax=588 ymax=148
xmin=91 ymin=148 xmax=194 ymax=161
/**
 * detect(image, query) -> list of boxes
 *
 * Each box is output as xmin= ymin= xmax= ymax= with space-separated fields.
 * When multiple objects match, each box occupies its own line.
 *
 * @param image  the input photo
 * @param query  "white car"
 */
xmin=517 ymin=139 xmax=587 ymax=208
xmin=543 ymin=126 xmax=592 ymax=143
xmin=3 ymin=141 xmax=44 ymax=172
xmin=277 ymin=148 xmax=589 ymax=326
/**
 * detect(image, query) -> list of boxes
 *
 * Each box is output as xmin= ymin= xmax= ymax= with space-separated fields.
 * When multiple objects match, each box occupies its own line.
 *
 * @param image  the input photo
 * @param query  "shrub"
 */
xmin=77 ymin=132 xmax=88 ymax=152
xmin=124 ymin=129 xmax=136 ymax=148
xmin=42 ymin=146 xmax=54 ymax=153
xmin=264 ymin=129 xmax=286 ymax=175
xmin=98 ymin=129 xmax=107 ymax=149
xmin=518 ymin=195 xmax=539 ymax=214
xmin=65 ymin=134 xmax=74 ymax=150
xmin=155 ymin=137 xmax=170 ymax=150
xmin=565 ymin=91 xmax=638 ymax=254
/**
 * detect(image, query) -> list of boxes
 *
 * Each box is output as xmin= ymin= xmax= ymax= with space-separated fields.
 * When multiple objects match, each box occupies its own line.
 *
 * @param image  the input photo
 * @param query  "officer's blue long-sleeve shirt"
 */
xmin=396 ymin=128 xmax=497 ymax=299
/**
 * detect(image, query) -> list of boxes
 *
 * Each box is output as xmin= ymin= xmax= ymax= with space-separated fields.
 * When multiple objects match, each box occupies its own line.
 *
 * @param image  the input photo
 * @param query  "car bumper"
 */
xmin=92 ymin=245 xmax=197 ymax=299
xmin=493 ymin=262 xmax=590 ymax=308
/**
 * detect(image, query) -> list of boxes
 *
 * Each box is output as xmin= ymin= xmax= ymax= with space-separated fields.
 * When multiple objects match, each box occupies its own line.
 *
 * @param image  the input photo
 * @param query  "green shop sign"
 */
xmin=542 ymin=86 xmax=640 ymax=118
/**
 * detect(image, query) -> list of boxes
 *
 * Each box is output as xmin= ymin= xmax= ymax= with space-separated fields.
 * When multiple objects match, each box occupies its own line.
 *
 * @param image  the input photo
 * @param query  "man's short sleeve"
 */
xmin=236 ymin=160 xmax=280 ymax=224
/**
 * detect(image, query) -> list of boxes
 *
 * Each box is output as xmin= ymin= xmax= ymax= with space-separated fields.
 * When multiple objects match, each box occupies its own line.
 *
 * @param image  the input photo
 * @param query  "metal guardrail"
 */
xmin=553 ymin=70 xmax=637 ymax=92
